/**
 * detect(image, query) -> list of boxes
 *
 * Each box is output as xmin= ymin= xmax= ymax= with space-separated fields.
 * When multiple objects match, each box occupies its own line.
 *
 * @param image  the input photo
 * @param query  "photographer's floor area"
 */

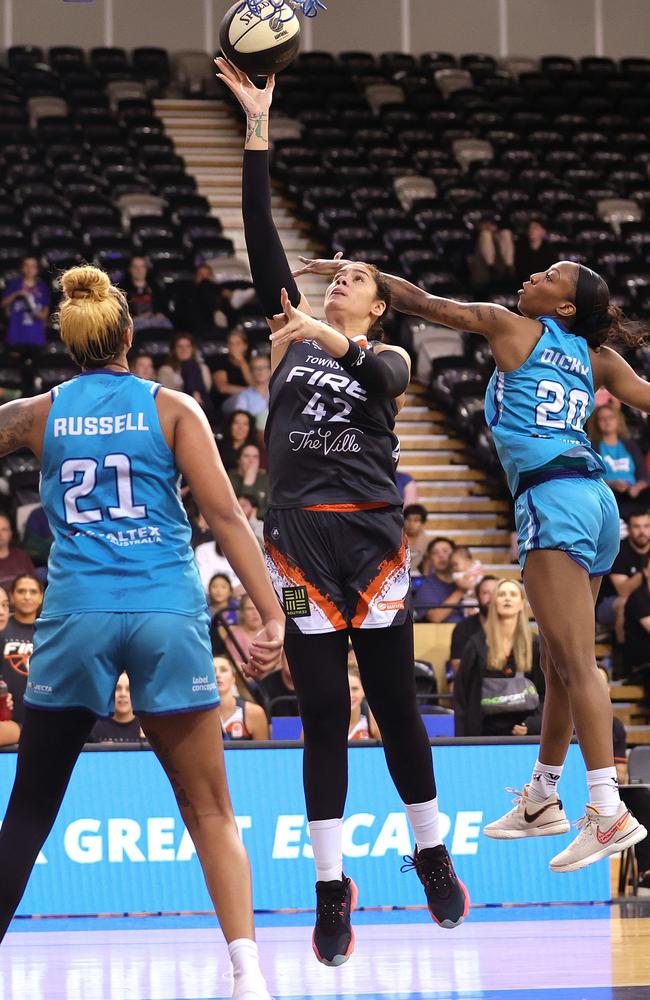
xmin=2 ymin=905 xmax=650 ymax=1000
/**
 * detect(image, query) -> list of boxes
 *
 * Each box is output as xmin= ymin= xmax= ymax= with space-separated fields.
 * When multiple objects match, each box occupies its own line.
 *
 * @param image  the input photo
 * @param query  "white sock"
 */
xmin=404 ymin=798 xmax=442 ymax=850
xmin=587 ymin=766 xmax=620 ymax=817
xmin=528 ymin=759 xmax=564 ymax=802
xmin=228 ymin=938 xmax=263 ymax=980
xmin=309 ymin=817 xmax=343 ymax=882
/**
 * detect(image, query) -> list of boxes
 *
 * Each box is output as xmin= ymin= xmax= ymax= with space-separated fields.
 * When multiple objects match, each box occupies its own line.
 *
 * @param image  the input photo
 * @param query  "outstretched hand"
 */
xmin=269 ymin=288 xmax=325 ymax=348
xmin=292 ymin=251 xmax=349 ymax=279
xmin=214 ymin=56 xmax=275 ymax=118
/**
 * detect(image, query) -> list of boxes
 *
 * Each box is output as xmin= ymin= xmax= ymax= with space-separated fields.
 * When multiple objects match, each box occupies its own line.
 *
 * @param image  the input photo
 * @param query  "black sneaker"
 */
xmin=401 ymin=845 xmax=469 ymax=928
xmin=312 ymin=875 xmax=358 ymax=967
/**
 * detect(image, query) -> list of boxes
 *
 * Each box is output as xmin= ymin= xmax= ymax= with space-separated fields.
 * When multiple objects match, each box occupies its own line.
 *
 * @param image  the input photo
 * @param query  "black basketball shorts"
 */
xmin=264 ymin=506 xmax=411 ymax=635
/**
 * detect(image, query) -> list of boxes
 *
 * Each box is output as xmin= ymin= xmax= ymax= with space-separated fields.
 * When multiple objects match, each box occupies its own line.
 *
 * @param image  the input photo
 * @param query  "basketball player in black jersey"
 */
xmin=216 ymin=57 xmax=469 ymax=967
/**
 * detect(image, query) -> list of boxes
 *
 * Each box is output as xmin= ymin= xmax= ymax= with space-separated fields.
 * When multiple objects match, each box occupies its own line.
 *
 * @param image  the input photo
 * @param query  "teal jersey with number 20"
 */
xmin=39 ymin=370 xmax=206 ymax=618
xmin=484 ymin=316 xmax=607 ymax=497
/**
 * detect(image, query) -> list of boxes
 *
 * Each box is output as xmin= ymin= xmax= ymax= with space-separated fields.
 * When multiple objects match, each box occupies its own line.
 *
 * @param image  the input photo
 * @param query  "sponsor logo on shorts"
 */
xmin=192 ymin=676 xmax=217 ymax=693
xmin=282 ymin=586 xmax=310 ymax=618
xmin=27 ymin=682 xmax=53 ymax=695
xmin=376 ymin=599 xmax=405 ymax=612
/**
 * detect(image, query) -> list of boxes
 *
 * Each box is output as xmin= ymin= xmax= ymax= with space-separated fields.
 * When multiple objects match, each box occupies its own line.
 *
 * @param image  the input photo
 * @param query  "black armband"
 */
xmin=338 ymin=341 xmax=410 ymax=398
xmin=242 ymin=149 xmax=301 ymax=319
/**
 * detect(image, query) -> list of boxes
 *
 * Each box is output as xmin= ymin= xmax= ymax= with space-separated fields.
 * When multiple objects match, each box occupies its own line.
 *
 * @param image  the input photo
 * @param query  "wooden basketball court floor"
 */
xmin=2 ymin=902 xmax=650 ymax=999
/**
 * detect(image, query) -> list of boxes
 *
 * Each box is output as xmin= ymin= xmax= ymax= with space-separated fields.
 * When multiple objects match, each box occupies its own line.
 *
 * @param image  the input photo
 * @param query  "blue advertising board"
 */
xmin=0 ymin=743 xmax=609 ymax=915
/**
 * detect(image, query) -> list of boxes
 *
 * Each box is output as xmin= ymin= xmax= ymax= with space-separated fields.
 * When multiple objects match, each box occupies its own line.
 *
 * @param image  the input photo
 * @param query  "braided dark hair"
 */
xmin=572 ymin=265 xmax=647 ymax=350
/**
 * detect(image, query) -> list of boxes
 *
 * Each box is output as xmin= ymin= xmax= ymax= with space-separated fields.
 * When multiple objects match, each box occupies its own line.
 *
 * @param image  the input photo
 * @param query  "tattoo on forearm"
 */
xmin=0 ymin=401 xmax=34 ymax=455
xmin=145 ymin=730 xmax=191 ymax=808
xmin=246 ymin=113 xmax=268 ymax=143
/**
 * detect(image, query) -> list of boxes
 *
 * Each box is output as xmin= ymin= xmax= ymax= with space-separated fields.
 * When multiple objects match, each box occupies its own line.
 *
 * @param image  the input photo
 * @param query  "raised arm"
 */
xmin=215 ymin=57 xmax=312 ymax=371
xmin=594 ymin=347 xmax=650 ymax=413
xmin=160 ymin=389 xmax=284 ymax=675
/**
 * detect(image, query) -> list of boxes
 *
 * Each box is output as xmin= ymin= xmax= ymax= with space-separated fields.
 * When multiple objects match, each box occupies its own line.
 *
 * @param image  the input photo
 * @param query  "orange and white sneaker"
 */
xmin=549 ymin=801 xmax=648 ymax=873
xmin=483 ymin=786 xmax=570 ymax=840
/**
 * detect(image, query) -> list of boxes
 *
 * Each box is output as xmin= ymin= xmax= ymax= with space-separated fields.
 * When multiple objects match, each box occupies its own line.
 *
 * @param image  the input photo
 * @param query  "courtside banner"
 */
xmin=0 ymin=744 xmax=608 ymax=915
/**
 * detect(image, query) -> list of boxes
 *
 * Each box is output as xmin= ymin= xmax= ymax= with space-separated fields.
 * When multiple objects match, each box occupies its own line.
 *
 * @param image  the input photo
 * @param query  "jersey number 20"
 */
xmin=535 ymin=379 xmax=589 ymax=432
xmin=61 ymin=454 xmax=146 ymax=524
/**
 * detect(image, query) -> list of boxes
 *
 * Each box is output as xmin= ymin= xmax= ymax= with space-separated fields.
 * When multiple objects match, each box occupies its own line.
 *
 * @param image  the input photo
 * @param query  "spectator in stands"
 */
xmin=130 ymin=352 xmax=156 ymax=380
xmin=597 ymin=510 xmax=650 ymax=637
xmin=238 ymin=493 xmax=265 ymax=547
xmin=211 ymin=328 xmax=253 ymax=410
xmin=467 ymin=217 xmax=515 ymax=293
xmin=0 ymin=573 xmax=43 ymax=728
xmin=122 ymin=256 xmax=172 ymax=332
xmin=449 ymin=575 xmax=498 ymax=677
xmin=228 ymin=445 xmax=269 ymax=518
xmin=218 ymin=409 xmax=257 ymax=472
xmin=596 ymin=666 xmax=628 ymax=786
xmin=194 ymin=538 xmax=242 ymax=595
xmin=21 ymin=505 xmax=52 ymax=571
xmin=348 ymin=665 xmax=379 ymax=740
xmin=215 ymin=655 xmax=269 ymax=741
xmin=0 ymin=515 xmax=36 ymax=593
xmin=0 ymin=587 xmax=9 ymax=631
xmin=208 ymin=572 xmax=239 ymax=626
xmin=589 ymin=404 xmax=650 ymax=516
xmin=222 ymin=594 xmax=264 ymax=667
xmin=412 ymin=537 xmax=472 ymax=625
xmin=623 ymin=560 xmax=650 ymax=687
xmin=514 ymin=220 xmax=556 ymax=288
xmin=403 ymin=504 xmax=429 ymax=573
xmin=395 ymin=469 xmax=418 ymax=505
xmin=450 ymin=546 xmax=484 ymax=611
xmin=1 ymin=256 xmax=50 ymax=349
xmin=454 ymin=578 xmax=544 ymax=737
xmin=224 ymin=355 xmax=271 ymax=431
xmin=175 ymin=263 xmax=236 ymax=337
xmin=158 ymin=333 xmax=212 ymax=411
xmin=0 ymin=585 xmax=16 ymax=747
xmin=90 ymin=673 xmax=143 ymax=743
xmin=259 ymin=656 xmax=299 ymax=716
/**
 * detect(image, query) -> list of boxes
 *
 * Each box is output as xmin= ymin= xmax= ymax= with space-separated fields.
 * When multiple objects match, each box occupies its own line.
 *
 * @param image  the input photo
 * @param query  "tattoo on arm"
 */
xmin=0 ymin=401 xmax=34 ymax=456
xmin=246 ymin=112 xmax=268 ymax=143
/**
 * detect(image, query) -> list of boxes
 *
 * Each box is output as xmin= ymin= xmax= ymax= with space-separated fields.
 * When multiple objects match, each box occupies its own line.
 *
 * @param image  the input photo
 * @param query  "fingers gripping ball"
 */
xmin=219 ymin=1 xmax=301 ymax=77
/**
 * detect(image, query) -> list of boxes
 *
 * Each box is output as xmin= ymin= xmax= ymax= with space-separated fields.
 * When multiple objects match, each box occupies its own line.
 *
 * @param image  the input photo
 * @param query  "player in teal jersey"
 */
xmin=0 ymin=266 xmax=284 ymax=1000
xmin=294 ymin=254 xmax=649 ymax=873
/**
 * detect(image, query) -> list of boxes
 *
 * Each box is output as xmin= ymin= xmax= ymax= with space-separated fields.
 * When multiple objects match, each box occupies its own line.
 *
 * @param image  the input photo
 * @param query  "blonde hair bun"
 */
xmin=61 ymin=265 xmax=111 ymax=303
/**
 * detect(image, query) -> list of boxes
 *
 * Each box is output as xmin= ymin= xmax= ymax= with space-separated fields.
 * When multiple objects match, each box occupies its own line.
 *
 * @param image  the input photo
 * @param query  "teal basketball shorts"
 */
xmin=514 ymin=476 xmax=620 ymax=576
xmin=24 ymin=610 xmax=219 ymax=717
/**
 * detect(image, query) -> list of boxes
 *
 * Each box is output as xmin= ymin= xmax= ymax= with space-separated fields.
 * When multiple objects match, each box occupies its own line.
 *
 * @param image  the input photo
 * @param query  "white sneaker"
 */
xmin=549 ymin=801 xmax=648 ymax=873
xmin=483 ymin=785 xmax=570 ymax=840
xmin=232 ymin=977 xmax=273 ymax=1000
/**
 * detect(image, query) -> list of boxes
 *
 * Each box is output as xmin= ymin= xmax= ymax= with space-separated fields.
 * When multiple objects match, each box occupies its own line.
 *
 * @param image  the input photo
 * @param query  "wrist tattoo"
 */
xmin=246 ymin=113 xmax=268 ymax=143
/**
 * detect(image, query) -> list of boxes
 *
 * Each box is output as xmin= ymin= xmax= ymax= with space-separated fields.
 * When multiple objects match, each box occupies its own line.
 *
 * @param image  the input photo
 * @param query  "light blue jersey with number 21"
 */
xmin=39 ymin=370 xmax=206 ymax=618
xmin=484 ymin=316 xmax=607 ymax=496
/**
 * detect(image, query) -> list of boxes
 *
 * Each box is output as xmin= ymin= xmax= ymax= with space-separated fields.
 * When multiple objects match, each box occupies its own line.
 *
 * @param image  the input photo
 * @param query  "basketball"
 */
xmin=219 ymin=1 xmax=301 ymax=77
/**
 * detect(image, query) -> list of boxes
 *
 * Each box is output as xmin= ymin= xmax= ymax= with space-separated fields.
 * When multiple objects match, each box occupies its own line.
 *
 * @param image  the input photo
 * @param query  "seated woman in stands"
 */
xmin=215 ymin=655 xmax=269 ymax=741
xmin=588 ymin=403 xmax=650 ymax=517
xmin=453 ymin=579 xmax=543 ymax=738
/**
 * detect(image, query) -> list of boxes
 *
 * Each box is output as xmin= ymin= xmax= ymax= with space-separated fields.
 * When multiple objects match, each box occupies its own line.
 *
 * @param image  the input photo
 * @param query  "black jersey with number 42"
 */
xmin=265 ymin=339 xmax=403 ymax=508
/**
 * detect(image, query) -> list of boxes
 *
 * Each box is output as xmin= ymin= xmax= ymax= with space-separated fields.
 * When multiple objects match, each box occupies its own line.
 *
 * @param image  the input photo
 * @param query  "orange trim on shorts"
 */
xmin=351 ymin=538 xmax=409 ymax=629
xmin=266 ymin=541 xmax=348 ymax=631
xmin=303 ymin=502 xmax=390 ymax=512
